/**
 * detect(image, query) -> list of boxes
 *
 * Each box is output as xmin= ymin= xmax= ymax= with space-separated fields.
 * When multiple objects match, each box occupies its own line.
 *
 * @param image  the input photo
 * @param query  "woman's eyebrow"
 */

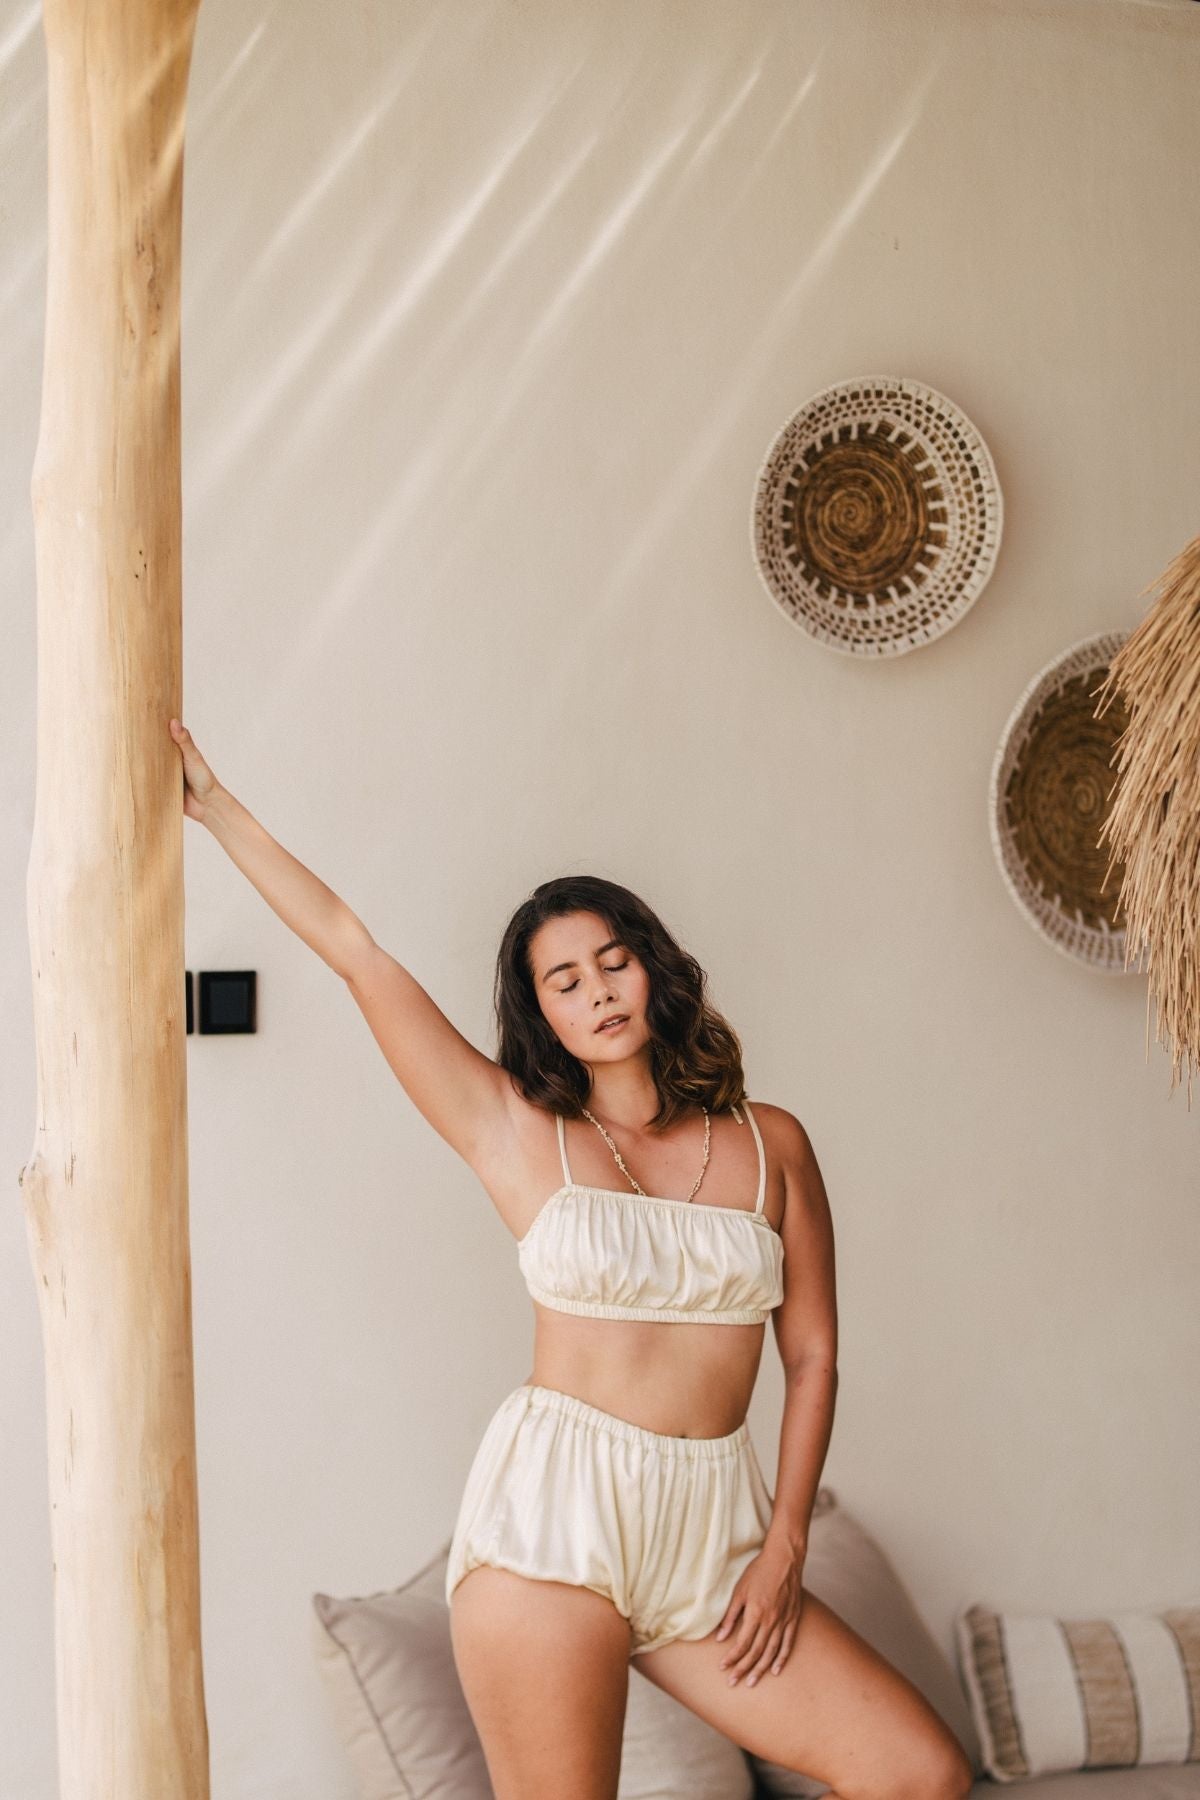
xmin=540 ymin=938 xmax=623 ymax=983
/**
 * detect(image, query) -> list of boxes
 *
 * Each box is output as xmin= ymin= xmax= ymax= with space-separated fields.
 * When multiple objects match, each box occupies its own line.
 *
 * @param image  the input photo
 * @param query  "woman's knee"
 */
xmin=835 ymin=1726 xmax=971 ymax=1800
xmin=861 ymin=1734 xmax=973 ymax=1800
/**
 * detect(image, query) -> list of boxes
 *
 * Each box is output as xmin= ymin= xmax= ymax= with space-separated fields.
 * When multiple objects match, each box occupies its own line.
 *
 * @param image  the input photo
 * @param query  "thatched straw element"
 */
xmin=1093 ymin=531 xmax=1200 ymax=1107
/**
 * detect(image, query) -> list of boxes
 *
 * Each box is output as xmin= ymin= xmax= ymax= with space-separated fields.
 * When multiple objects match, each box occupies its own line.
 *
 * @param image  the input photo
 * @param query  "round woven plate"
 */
xmin=750 ymin=376 xmax=1003 ymax=657
xmin=989 ymin=632 xmax=1145 ymax=974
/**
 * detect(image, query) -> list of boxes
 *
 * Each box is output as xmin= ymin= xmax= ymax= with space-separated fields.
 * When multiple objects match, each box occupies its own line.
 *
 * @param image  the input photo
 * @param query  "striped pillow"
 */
xmin=956 ymin=1601 xmax=1200 ymax=1783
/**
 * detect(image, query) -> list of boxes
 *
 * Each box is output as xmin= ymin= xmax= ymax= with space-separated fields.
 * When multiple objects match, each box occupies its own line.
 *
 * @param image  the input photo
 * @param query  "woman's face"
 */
xmin=529 ymin=910 xmax=651 ymax=1066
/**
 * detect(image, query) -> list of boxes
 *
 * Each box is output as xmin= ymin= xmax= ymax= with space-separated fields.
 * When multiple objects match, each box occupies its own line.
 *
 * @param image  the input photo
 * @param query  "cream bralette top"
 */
xmin=516 ymin=1100 xmax=785 ymax=1325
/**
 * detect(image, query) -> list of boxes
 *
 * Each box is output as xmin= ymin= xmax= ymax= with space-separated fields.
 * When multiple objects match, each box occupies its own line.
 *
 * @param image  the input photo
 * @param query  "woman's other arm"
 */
xmin=201 ymin=782 xmax=366 ymax=977
xmin=765 ymin=1112 xmax=839 ymax=1558
xmin=170 ymin=718 xmax=512 ymax=1170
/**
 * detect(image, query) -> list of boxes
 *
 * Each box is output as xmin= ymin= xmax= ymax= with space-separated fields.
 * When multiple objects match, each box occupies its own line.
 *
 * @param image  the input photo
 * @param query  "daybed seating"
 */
xmin=312 ymin=1485 xmax=1200 ymax=1799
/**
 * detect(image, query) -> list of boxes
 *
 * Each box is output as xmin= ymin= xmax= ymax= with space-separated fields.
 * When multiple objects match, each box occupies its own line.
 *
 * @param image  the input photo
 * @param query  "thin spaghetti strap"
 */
xmin=555 ymin=1113 xmax=573 ymax=1188
xmin=741 ymin=1099 xmax=767 ymax=1214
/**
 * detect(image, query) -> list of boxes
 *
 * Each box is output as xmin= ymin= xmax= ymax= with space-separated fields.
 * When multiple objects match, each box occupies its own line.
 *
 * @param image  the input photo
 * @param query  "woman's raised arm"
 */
xmin=169 ymin=718 xmax=512 ymax=1169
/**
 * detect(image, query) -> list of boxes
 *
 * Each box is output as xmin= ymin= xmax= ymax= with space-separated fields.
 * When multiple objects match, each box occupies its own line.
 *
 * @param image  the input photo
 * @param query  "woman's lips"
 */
xmin=596 ymin=1015 xmax=629 ymax=1033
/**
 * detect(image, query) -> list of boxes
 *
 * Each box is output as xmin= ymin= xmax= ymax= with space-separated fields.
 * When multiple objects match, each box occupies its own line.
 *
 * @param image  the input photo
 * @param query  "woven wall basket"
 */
xmin=750 ymin=376 xmax=1003 ymax=657
xmin=989 ymin=632 xmax=1146 ymax=975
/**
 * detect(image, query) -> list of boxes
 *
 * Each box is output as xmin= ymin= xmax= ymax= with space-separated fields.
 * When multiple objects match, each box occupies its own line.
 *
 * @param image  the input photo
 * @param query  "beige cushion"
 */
xmin=312 ymin=1541 xmax=755 ymax=1800
xmin=621 ymin=1667 xmax=756 ymax=1800
xmin=312 ymin=1545 xmax=489 ymax=1798
xmin=957 ymin=1600 xmax=1200 ymax=1783
xmin=749 ymin=1487 xmax=983 ymax=1798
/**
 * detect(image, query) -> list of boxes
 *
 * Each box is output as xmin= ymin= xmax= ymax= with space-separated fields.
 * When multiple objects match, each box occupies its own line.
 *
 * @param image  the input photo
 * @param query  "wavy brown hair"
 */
xmin=493 ymin=874 xmax=747 ymax=1131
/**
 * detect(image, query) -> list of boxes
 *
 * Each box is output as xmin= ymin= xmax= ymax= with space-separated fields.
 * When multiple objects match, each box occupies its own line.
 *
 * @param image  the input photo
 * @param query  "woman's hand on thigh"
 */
xmin=715 ymin=1539 xmax=807 ymax=1687
xmin=634 ymin=1591 xmax=973 ymax=1800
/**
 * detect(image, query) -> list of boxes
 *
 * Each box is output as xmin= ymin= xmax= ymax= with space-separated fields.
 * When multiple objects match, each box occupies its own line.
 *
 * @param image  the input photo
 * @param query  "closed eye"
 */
xmin=560 ymin=959 xmax=628 ymax=994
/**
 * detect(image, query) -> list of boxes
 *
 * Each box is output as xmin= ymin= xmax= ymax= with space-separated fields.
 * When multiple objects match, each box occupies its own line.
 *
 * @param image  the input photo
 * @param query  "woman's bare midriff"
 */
xmin=523 ymin=1304 xmax=768 ymax=1438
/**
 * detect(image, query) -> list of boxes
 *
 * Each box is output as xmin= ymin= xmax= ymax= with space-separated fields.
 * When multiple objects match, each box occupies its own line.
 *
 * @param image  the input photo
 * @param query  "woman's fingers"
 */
xmin=715 ymin=1593 xmax=744 ymax=1643
xmin=723 ymin=1613 xmax=771 ymax=1683
xmin=772 ymin=1618 xmax=797 ymax=1673
xmin=168 ymin=717 xmax=217 ymax=816
xmin=744 ymin=1624 xmax=785 ymax=1688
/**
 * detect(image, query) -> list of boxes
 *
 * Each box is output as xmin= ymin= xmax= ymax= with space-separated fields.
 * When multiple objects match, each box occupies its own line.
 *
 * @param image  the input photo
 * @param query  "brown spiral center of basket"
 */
xmin=781 ymin=428 xmax=941 ymax=599
xmin=1004 ymin=673 xmax=1130 ymax=931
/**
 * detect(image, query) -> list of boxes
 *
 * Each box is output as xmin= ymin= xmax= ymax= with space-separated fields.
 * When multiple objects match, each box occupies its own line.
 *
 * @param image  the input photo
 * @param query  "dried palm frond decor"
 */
xmin=1093 ymin=531 xmax=1200 ymax=1107
xmin=989 ymin=633 xmax=1147 ymax=977
xmin=750 ymin=376 xmax=1003 ymax=657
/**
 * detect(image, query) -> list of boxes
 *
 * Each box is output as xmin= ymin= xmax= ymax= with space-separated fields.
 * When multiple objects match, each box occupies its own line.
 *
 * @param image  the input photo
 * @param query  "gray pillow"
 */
xmin=748 ymin=1487 xmax=983 ymax=1798
xmin=312 ymin=1541 xmax=756 ymax=1800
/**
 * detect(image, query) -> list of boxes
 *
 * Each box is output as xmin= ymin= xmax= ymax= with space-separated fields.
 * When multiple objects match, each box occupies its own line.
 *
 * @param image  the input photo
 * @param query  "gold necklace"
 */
xmin=580 ymin=1106 xmax=711 ymax=1201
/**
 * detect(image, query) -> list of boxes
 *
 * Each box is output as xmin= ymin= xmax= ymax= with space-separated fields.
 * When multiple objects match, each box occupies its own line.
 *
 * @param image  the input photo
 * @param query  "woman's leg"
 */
xmin=450 ymin=1564 xmax=634 ymax=1800
xmin=632 ymin=1589 xmax=973 ymax=1800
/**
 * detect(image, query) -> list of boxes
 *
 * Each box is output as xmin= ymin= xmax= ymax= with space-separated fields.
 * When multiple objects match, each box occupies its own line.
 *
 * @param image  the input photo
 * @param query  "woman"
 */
xmin=170 ymin=716 xmax=972 ymax=1800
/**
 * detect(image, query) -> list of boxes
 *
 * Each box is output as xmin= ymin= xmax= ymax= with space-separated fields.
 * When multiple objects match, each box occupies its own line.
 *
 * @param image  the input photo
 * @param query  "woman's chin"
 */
xmin=589 ymin=1027 xmax=645 ymax=1059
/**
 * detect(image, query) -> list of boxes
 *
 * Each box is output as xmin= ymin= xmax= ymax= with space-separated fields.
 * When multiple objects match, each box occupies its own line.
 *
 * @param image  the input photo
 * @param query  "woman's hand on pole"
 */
xmin=166 ymin=715 xmax=367 ymax=977
xmin=169 ymin=718 xmax=220 ymax=822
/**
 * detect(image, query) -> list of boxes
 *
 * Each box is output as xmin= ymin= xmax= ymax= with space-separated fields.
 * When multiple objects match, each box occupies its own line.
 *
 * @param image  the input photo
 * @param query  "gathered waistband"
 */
xmin=509 ymin=1383 xmax=751 ymax=1461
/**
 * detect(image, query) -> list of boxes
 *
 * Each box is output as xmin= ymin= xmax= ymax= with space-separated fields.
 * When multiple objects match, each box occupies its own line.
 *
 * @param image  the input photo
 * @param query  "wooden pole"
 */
xmin=19 ymin=1 xmax=209 ymax=1794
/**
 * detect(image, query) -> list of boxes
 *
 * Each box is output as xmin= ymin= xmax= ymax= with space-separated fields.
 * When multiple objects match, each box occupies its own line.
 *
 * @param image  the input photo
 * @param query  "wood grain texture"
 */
xmin=20 ymin=1 xmax=208 ymax=1794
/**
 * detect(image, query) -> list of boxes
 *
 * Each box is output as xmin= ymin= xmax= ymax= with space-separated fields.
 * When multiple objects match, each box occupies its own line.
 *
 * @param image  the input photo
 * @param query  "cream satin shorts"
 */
xmin=445 ymin=1383 xmax=775 ymax=1657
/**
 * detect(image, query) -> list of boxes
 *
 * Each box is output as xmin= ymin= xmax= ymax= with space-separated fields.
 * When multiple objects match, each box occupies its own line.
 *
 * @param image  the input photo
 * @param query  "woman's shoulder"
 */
xmin=743 ymin=1097 xmax=811 ymax=1149
xmin=744 ymin=1099 xmax=820 ymax=1186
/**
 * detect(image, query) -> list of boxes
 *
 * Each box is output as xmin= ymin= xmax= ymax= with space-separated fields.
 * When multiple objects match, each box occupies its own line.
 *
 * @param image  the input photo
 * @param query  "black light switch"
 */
xmin=198 ymin=970 xmax=257 ymax=1034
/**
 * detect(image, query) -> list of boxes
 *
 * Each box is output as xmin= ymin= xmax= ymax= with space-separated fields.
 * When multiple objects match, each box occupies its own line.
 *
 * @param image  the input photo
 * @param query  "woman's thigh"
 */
xmin=632 ymin=1589 xmax=972 ymax=1800
xmin=449 ymin=1565 xmax=634 ymax=1800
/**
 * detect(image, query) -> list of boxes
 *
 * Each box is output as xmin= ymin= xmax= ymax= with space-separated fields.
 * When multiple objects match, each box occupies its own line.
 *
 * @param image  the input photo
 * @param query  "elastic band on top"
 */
xmin=512 ymin=1383 xmax=751 ymax=1460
